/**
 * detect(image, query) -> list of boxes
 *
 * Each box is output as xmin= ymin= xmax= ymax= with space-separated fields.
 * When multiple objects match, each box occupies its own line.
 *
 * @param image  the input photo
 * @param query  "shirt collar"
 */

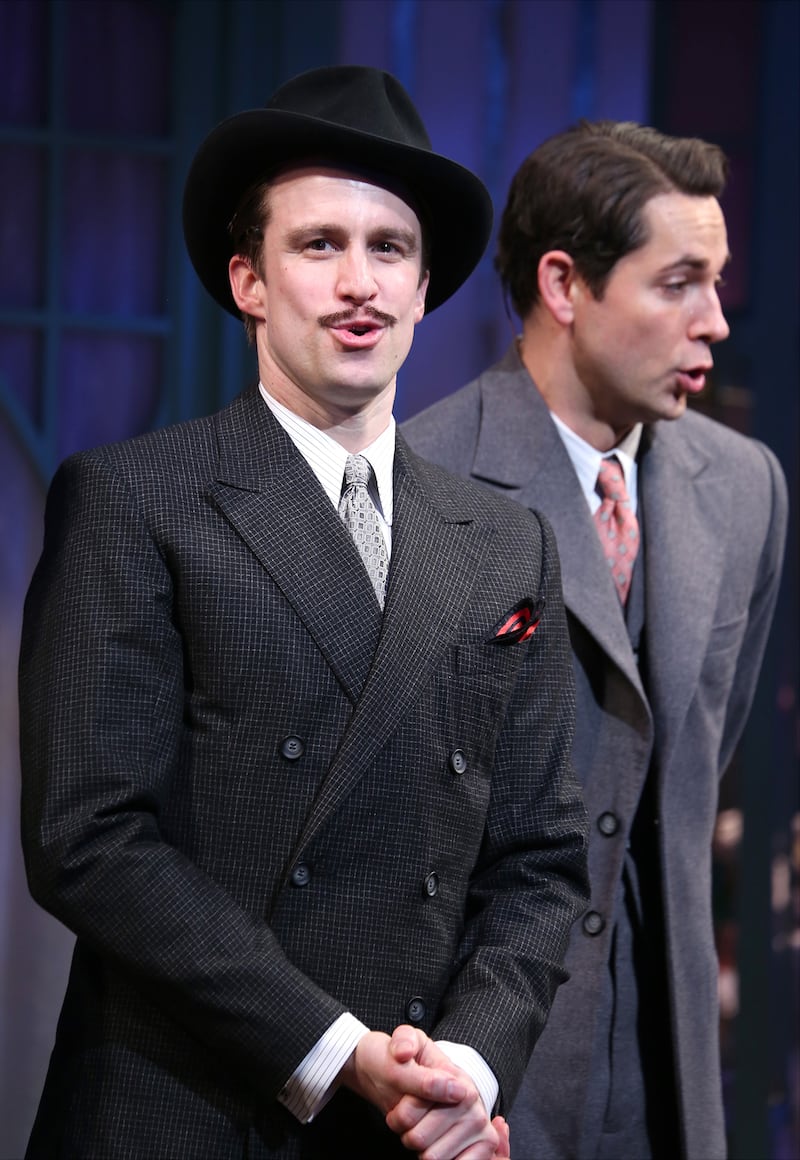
xmin=550 ymin=411 xmax=642 ymax=514
xmin=258 ymin=383 xmax=395 ymax=525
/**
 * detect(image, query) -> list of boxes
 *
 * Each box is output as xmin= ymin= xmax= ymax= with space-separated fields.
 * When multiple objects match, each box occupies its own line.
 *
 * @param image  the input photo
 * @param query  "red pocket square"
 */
xmin=490 ymin=598 xmax=543 ymax=645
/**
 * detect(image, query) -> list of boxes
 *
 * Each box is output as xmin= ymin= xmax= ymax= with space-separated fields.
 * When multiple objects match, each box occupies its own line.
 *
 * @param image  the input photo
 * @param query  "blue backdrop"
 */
xmin=1 ymin=2 xmax=797 ymax=1156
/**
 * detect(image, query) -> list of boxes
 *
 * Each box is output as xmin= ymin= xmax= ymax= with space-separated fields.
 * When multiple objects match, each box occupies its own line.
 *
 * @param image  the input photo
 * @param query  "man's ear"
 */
xmin=229 ymin=256 xmax=266 ymax=323
xmin=413 ymin=269 xmax=430 ymax=324
xmin=537 ymin=250 xmax=578 ymax=326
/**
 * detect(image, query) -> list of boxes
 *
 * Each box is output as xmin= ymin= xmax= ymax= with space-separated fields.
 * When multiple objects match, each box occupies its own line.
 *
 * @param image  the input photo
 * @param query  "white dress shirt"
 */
xmin=258 ymin=384 xmax=499 ymax=1123
xmin=550 ymin=411 xmax=642 ymax=514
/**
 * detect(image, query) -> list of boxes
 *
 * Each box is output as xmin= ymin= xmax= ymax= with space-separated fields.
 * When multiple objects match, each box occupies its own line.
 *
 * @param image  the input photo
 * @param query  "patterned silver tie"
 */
xmin=338 ymin=454 xmax=389 ymax=608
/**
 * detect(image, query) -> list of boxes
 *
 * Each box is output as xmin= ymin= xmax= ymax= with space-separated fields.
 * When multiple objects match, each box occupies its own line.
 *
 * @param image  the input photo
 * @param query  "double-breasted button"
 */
xmin=597 ymin=811 xmax=619 ymax=837
xmin=280 ymin=736 xmax=305 ymax=761
xmin=449 ymin=750 xmax=468 ymax=775
xmin=406 ymin=997 xmax=427 ymax=1024
xmin=582 ymin=910 xmax=605 ymax=936
xmin=291 ymin=862 xmax=311 ymax=887
xmin=424 ymin=872 xmax=440 ymax=898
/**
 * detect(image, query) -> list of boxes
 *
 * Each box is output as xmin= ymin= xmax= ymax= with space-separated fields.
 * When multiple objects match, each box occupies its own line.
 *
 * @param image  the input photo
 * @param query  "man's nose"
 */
xmin=691 ymin=287 xmax=730 ymax=345
xmin=336 ymin=247 xmax=378 ymax=301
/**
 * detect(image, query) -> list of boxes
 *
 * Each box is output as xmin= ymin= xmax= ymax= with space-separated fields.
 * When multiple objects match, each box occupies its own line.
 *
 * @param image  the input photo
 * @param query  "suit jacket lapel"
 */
xmin=289 ymin=436 xmax=494 ymax=858
xmin=471 ymin=347 xmax=644 ymax=698
xmin=205 ymin=387 xmax=383 ymax=703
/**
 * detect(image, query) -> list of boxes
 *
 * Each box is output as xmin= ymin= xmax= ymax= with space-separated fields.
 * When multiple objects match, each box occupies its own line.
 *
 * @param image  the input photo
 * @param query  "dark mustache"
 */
xmin=319 ymin=307 xmax=397 ymax=328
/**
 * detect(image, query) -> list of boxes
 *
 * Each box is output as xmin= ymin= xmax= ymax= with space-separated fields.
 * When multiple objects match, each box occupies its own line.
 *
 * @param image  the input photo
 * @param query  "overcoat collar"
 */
xmin=469 ymin=345 xmax=728 ymax=759
xmin=469 ymin=345 xmax=644 ymax=696
xmin=205 ymin=385 xmax=494 ymax=857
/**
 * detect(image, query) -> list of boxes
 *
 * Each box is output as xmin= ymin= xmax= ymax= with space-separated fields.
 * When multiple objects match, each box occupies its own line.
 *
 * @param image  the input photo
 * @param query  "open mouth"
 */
xmin=676 ymin=365 xmax=711 ymax=393
xmin=684 ymin=366 xmax=708 ymax=383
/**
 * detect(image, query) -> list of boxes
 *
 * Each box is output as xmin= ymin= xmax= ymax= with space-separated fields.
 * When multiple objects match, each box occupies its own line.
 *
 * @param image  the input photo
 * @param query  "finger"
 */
xmin=388 ymin=1023 xmax=425 ymax=1065
xmin=406 ymin=1064 xmax=468 ymax=1106
xmin=401 ymin=1092 xmax=495 ymax=1158
xmin=385 ymin=1093 xmax=429 ymax=1134
xmin=419 ymin=1119 xmax=500 ymax=1160
xmin=490 ymin=1115 xmax=510 ymax=1158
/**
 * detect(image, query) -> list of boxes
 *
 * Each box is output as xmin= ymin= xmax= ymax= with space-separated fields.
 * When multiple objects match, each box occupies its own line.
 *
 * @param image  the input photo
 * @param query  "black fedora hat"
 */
xmin=182 ymin=65 xmax=493 ymax=316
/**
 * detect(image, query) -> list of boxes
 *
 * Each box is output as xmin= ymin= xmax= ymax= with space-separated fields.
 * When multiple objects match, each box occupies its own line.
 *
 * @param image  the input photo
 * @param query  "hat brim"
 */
xmin=182 ymin=108 xmax=494 ymax=316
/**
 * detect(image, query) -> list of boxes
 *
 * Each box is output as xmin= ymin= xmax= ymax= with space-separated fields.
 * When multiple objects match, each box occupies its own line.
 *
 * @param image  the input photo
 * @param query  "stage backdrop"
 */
xmin=1 ymin=2 xmax=796 ymax=1157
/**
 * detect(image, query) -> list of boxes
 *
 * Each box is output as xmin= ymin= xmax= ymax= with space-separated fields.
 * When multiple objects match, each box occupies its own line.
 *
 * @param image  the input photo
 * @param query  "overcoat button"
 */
xmin=291 ymin=863 xmax=311 ymax=887
xmin=424 ymin=872 xmax=440 ymax=897
xmin=449 ymin=750 xmax=468 ymax=775
xmin=280 ymin=736 xmax=305 ymax=761
xmin=582 ymin=910 xmax=605 ymax=936
xmin=597 ymin=812 xmax=619 ymax=837
xmin=406 ymin=997 xmax=427 ymax=1023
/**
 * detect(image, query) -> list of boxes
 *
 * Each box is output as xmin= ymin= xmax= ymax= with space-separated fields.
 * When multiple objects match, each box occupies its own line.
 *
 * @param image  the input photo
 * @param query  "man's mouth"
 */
xmin=676 ymin=365 xmax=712 ymax=393
xmin=328 ymin=318 xmax=387 ymax=350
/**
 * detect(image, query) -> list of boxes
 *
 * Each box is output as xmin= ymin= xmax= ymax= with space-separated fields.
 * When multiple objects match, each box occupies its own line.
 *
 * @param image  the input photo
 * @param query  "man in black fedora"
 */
xmin=19 ymin=66 xmax=588 ymax=1159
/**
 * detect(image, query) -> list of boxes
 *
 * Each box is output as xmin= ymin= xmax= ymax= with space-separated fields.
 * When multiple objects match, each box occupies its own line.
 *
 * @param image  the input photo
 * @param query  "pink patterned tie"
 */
xmin=593 ymin=456 xmax=640 ymax=605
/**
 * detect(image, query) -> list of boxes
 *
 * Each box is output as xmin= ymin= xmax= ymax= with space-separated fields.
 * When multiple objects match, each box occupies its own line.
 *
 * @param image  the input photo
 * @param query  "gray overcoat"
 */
xmin=404 ymin=343 xmax=788 ymax=1159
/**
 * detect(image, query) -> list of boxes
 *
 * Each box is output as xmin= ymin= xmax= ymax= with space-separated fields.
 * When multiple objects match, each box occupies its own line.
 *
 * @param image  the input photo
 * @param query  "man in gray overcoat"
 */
xmin=405 ymin=120 xmax=788 ymax=1160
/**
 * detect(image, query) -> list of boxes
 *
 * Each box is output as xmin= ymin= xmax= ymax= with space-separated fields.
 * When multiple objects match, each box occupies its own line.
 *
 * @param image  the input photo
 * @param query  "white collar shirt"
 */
xmin=259 ymin=383 xmax=395 ymax=555
xmin=550 ymin=411 xmax=643 ymax=517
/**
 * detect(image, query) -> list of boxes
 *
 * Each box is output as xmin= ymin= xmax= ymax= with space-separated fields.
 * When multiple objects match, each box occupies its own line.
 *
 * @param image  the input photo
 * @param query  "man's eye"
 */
xmin=307 ymin=238 xmax=334 ymax=252
xmin=375 ymin=241 xmax=400 ymax=255
xmin=663 ymin=281 xmax=687 ymax=295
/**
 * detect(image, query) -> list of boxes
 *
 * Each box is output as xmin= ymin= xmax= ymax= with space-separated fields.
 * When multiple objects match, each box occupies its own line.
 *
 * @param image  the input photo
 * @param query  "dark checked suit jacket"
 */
xmin=404 ymin=343 xmax=788 ymax=1160
xmin=19 ymin=382 xmax=588 ymax=1160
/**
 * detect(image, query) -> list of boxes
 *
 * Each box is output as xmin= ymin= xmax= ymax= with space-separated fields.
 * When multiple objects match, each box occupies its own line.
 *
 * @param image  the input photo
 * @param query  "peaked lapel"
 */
xmin=471 ymin=347 xmax=645 ymax=701
xmin=204 ymin=387 xmax=383 ymax=703
xmin=641 ymin=421 xmax=728 ymax=763
xmin=288 ymin=435 xmax=495 ymax=860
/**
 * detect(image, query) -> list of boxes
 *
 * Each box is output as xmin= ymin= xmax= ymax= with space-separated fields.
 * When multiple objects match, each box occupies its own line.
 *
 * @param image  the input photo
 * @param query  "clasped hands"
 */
xmin=340 ymin=1025 xmax=510 ymax=1160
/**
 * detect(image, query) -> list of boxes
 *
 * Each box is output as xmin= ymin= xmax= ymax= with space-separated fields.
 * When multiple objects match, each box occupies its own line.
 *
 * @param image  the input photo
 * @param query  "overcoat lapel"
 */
xmin=471 ymin=350 xmax=645 ymax=700
xmin=289 ymin=437 xmax=495 ymax=857
xmin=641 ymin=424 xmax=728 ymax=766
xmin=205 ymin=387 xmax=383 ymax=703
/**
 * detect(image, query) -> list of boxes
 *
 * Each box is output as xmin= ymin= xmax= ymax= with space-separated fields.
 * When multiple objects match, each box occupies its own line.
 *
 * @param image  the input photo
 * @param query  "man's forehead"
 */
xmin=640 ymin=191 xmax=728 ymax=255
xmin=270 ymin=161 xmax=422 ymax=216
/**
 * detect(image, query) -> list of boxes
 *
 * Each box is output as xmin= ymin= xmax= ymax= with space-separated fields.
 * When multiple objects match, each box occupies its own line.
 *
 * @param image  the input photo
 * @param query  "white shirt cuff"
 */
xmin=435 ymin=1041 xmax=499 ymax=1117
xmin=278 ymin=1013 xmax=370 ymax=1123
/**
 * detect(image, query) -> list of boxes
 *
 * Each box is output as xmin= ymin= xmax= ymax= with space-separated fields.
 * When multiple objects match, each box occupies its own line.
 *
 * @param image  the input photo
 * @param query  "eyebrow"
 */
xmin=284 ymin=223 xmax=420 ymax=253
xmin=659 ymin=252 xmax=732 ymax=274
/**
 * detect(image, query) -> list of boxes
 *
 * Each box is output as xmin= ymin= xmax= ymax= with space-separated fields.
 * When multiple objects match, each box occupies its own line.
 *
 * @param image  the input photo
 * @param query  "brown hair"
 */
xmin=227 ymin=180 xmax=271 ymax=345
xmin=496 ymin=120 xmax=729 ymax=319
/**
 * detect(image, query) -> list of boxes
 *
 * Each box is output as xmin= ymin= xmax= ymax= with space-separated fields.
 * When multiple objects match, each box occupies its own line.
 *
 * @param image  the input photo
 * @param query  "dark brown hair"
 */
xmin=496 ymin=120 xmax=729 ymax=319
xmin=227 ymin=180 xmax=271 ymax=345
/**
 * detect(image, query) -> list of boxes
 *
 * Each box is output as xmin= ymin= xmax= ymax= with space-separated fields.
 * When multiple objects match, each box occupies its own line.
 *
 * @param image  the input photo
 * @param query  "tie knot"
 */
xmin=343 ymin=454 xmax=372 ymax=489
xmin=596 ymin=457 xmax=630 ymax=505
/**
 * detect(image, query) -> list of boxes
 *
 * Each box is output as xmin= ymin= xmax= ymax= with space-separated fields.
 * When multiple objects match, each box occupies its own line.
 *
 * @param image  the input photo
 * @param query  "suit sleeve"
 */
xmin=19 ymin=453 xmax=346 ymax=1099
xmin=430 ymin=511 xmax=589 ymax=1111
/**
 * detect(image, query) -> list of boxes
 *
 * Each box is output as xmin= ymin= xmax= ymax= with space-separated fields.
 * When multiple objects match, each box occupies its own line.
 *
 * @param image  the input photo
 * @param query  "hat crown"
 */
xmin=266 ymin=66 xmax=433 ymax=153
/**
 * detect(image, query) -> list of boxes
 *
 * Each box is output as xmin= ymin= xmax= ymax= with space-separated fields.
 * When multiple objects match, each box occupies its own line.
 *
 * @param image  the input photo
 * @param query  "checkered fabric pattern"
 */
xmin=338 ymin=454 xmax=389 ymax=607
xmin=18 ymin=386 xmax=589 ymax=1159
xmin=593 ymin=456 xmax=640 ymax=604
